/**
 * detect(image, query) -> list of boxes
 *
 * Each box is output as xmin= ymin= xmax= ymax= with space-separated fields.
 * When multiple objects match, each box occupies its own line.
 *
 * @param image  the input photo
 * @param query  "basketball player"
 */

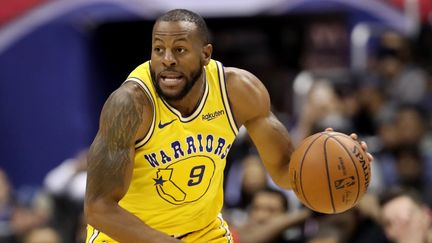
xmin=84 ymin=9 xmax=373 ymax=242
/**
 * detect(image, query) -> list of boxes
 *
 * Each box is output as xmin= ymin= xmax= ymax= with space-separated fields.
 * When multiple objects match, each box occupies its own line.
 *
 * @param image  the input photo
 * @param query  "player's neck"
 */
xmin=166 ymin=74 xmax=205 ymax=117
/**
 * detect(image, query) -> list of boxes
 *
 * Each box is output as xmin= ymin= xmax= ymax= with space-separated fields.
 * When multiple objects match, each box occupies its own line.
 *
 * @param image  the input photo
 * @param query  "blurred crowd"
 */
xmin=221 ymin=28 xmax=432 ymax=243
xmin=0 ymin=149 xmax=87 ymax=243
xmin=1 ymin=25 xmax=432 ymax=243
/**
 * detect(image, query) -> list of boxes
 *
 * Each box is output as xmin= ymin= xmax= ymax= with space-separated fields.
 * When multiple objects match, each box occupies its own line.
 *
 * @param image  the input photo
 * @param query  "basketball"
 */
xmin=289 ymin=131 xmax=371 ymax=214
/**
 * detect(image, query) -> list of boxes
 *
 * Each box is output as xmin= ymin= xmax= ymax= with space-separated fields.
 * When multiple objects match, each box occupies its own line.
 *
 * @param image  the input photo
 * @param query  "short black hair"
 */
xmin=379 ymin=187 xmax=424 ymax=207
xmin=397 ymin=103 xmax=428 ymax=125
xmin=155 ymin=9 xmax=210 ymax=44
xmin=254 ymin=188 xmax=289 ymax=212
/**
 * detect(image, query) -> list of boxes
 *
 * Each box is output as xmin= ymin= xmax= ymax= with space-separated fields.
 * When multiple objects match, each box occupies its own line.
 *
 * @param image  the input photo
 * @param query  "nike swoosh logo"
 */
xmin=158 ymin=119 xmax=176 ymax=129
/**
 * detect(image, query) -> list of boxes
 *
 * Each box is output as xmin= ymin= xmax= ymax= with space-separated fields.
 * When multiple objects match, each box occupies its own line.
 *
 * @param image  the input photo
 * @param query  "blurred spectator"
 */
xmin=44 ymin=149 xmax=87 ymax=203
xmin=234 ymin=188 xmax=310 ymax=243
xmin=375 ymin=105 xmax=432 ymax=205
xmin=370 ymin=31 xmax=428 ymax=106
xmin=22 ymin=226 xmax=62 ymax=243
xmin=394 ymin=104 xmax=432 ymax=150
xmin=293 ymin=79 xmax=353 ymax=144
xmin=350 ymin=76 xmax=389 ymax=136
xmin=375 ymin=107 xmax=400 ymax=153
xmin=0 ymin=168 xmax=55 ymax=243
xmin=225 ymin=154 xmax=268 ymax=210
xmin=393 ymin=146 xmax=428 ymax=188
xmin=224 ymin=152 xmax=300 ymax=216
xmin=379 ymin=187 xmax=432 ymax=243
xmin=0 ymin=168 xmax=15 ymax=242
xmin=43 ymin=149 xmax=87 ymax=243
xmin=352 ymin=29 xmax=430 ymax=139
xmin=305 ymin=194 xmax=389 ymax=243
xmin=10 ymin=187 xmax=53 ymax=243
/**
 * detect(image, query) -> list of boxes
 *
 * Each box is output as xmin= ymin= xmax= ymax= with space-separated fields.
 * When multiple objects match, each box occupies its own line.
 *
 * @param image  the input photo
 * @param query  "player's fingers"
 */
xmin=360 ymin=141 xmax=368 ymax=150
xmin=350 ymin=133 xmax=358 ymax=140
xmin=366 ymin=152 xmax=374 ymax=163
xmin=325 ymin=127 xmax=334 ymax=132
xmin=359 ymin=141 xmax=373 ymax=162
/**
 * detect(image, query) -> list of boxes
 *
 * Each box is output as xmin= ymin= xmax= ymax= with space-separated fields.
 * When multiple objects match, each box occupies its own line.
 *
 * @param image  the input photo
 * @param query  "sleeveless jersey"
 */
xmin=87 ymin=59 xmax=238 ymax=242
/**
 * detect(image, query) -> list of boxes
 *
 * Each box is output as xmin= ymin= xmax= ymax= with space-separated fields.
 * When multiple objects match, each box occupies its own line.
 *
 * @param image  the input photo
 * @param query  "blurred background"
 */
xmin=0 ymin=0 xmax=431 ymax=242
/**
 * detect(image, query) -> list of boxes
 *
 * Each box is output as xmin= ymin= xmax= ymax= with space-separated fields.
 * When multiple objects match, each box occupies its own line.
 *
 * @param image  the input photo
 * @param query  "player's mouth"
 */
xmin=160 ymin=72 xmax=184 ymax=87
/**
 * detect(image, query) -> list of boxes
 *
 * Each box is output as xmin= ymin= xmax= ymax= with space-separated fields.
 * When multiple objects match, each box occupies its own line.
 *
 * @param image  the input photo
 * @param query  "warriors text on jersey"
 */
xmin=87 ymin=59 xmax=238 ymax=242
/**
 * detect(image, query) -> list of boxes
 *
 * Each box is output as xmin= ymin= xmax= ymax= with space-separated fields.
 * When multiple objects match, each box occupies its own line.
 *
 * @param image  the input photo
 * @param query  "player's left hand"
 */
xmin=325 ymin=128 xmax=373 ymax=163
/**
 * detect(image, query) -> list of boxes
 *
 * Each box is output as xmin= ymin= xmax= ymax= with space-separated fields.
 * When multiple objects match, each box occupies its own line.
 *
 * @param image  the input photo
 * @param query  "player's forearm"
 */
xmin=85 ymin=200 xmax=181 ymax=243
xmin=246 ymin=114 xmax=294 ymax=189
xmin=262 ymin=155 xmax=292 ymax=189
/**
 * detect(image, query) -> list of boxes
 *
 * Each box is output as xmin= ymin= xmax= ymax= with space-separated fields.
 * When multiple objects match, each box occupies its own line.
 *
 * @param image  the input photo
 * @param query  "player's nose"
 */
xmin=162 ymin=49 xmax=177 ymax=67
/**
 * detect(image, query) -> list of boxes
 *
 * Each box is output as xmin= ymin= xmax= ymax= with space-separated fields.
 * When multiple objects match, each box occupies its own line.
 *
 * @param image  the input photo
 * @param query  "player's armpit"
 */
xmin=225 ymin=68 xmax=294 ymax=189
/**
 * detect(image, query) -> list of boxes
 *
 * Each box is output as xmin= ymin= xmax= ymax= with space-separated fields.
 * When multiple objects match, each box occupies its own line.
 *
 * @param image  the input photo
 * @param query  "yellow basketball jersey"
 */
xmin=87 ymin=60 xmax=238 ymax=242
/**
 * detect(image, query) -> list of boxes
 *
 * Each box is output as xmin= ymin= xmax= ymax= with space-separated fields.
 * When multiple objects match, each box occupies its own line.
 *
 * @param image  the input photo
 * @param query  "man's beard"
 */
xmin=152 ymin=66 xmax=203 ymax=101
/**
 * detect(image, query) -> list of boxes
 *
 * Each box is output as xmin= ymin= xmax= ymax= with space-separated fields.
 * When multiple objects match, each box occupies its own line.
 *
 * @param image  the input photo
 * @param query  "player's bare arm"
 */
xmin=85 ymin=82 xmax=181 ymax=242
xmin=225 ymin=67 xmax=295 ymax=189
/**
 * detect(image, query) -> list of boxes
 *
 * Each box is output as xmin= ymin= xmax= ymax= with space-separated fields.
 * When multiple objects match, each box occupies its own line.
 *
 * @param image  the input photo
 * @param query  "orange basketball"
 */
xmin=288 ymin=131 xmax=371 ymax=214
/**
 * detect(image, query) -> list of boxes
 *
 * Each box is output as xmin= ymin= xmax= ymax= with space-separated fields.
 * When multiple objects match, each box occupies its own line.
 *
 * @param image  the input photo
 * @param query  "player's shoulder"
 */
xmin=224 ymin=67 xmax=267 ymax=97
xmin=113 ymin=81 xmax=149 ymax=102
xmin=102 ymin=81 xmax=153 ymax=119
xmin=223 ymin=67 xmax=270 ymax=125
xmin=224 ymin=67 xmax=259 ymax=85
xmin=100 ymin=81 xmax=153 ymax=141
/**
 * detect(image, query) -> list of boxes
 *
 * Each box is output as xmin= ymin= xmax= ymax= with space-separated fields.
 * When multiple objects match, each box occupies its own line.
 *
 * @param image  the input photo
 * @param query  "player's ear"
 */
xmin=202 ymin=44 xmax=212 ymax=65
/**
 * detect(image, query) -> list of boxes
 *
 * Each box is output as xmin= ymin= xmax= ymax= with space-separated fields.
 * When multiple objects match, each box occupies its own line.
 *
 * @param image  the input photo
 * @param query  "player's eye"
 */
xmin=153 ymin=47 xmax=164 ymax=54
xmin=176 ymin=48 xmax=186 ymax=54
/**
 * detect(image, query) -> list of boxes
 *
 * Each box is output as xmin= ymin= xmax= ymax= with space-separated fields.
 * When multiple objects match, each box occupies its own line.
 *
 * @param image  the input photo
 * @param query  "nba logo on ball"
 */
xmin=289 ymin=131 xmax=371 ymax=214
